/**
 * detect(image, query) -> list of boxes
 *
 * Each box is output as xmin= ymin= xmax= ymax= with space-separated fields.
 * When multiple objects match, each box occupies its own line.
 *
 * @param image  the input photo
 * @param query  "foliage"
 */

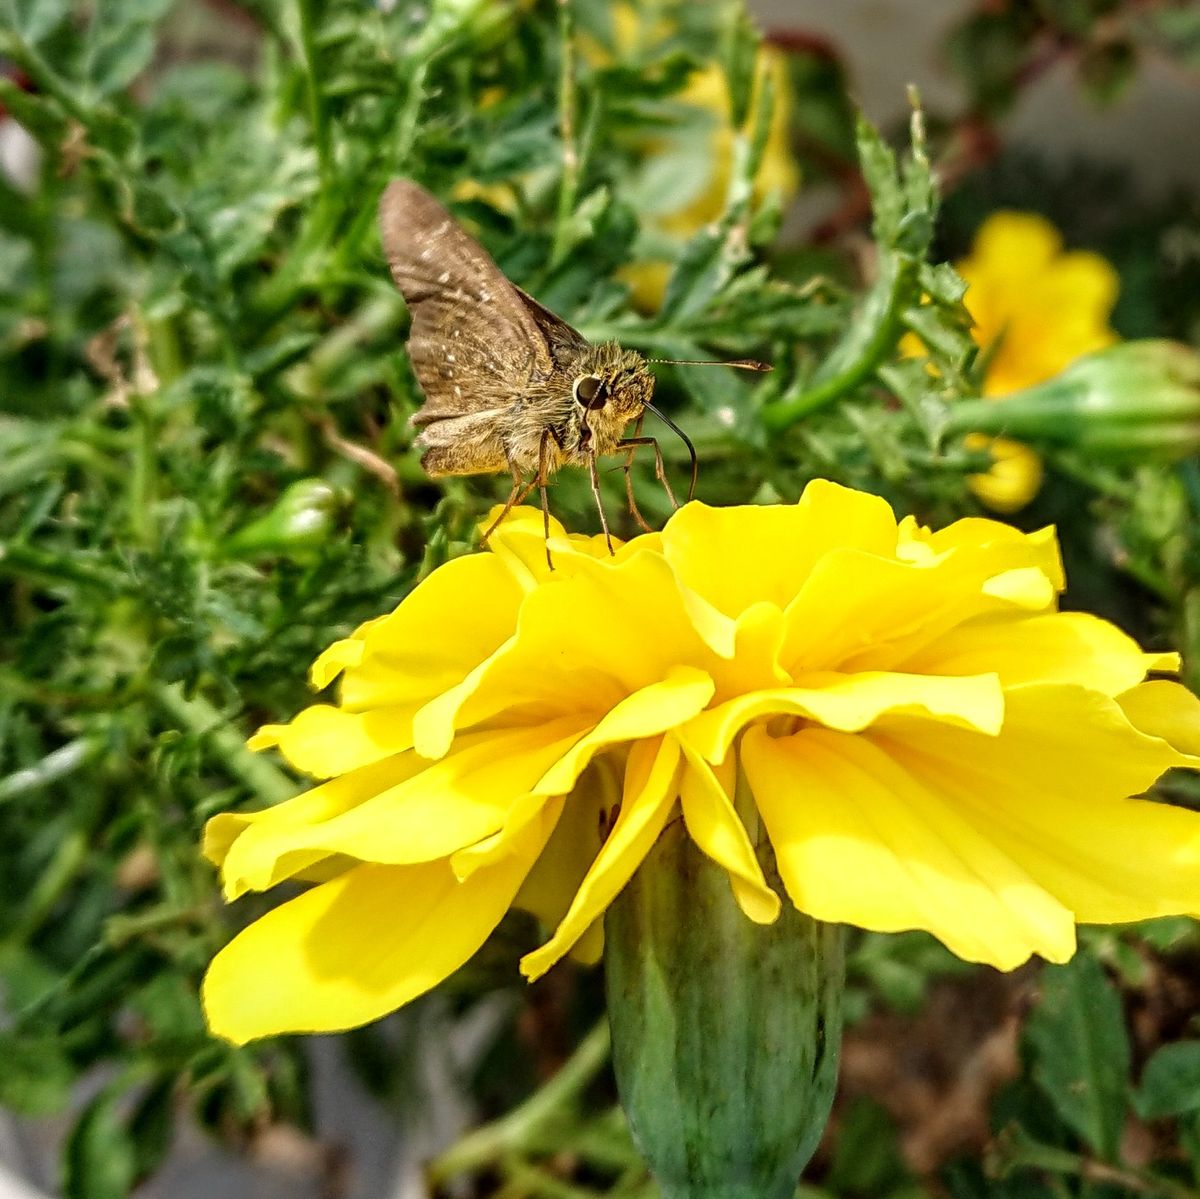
xmin=1 ymin=0 xmax=1200 ymax=1197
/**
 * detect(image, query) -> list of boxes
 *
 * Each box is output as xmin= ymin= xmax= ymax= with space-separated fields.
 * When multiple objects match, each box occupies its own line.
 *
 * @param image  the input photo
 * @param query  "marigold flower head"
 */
xmin=203 ymin=482 xmax=1200 ymax=1044
xmin=957 ymin=211 xmax=1119 ymax=512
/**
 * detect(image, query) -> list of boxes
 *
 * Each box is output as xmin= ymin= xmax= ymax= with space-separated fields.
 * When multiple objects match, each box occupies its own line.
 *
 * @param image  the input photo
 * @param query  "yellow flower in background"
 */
xmin=202 ymin=482 xmax=1200 ymax=1045
xmin=957 ymin=211 xmax=1120 ymax=512
xmin=615 ymin=21 xmax=800 ymax=312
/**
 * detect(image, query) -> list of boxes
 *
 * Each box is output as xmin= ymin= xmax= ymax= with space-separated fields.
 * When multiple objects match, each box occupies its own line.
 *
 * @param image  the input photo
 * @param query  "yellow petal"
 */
xmin=337 ymin=553 xmax=527 ymax=712
xmin=219 ymin=721 xmax=590 ymax=899
xmin=878 ymin=687 xmax=1200 ymax=926
xmin=741 ymin=725 xmax=1077 ymax=969
xmin=677 ymin=737 xmax=781 ymax=924
xmin=413 ymin=550 xmax=714 ymax=759
xmin=248 ymin=703 xmax=417 ymax=779
xmin=704 ymin=601 xmax=791 ymax=698
xmin=684 ymin=670 xmax=1005 ymax=764
xmin=660 ymin=482 xmax=899 ymax=620
xmin=1117 ymin=680 xmax=1200 ymax=755
xmin=783 ymin=536 xmax=1059 ymax=676
xmin=203 ymin=808 xmax=554 ymax=1044
xmin=521 ymin=735 xmax=682 ymax=979
xmin=967 ymin=437 xmax=1044 ymax=514
xmin=310 ymin=627 xmax=373 ymax=690
xmin=515 ymin=759 xmax=619 ymax=936
xmin=904 ymin=610 xmax=1159 ymax=697
xmin=533 ymin=666 xmax=713 ymax=796
xmin=204 ymin=752 xmax=424 ymax=875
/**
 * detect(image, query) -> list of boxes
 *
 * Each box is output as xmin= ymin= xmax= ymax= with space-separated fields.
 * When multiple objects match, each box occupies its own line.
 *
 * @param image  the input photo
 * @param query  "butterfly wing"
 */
xmin=378 ymin=179 xmax=554 ymax=428
xmin=511 ymin=284 xmax=590 ymax=367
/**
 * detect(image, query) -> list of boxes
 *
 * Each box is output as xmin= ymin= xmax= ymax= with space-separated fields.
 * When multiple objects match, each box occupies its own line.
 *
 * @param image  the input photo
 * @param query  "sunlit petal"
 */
xmin=521 ymin=735 xmax=682 ymax=978
xmin=741 ymin=725 xmax=1077 ymax=968
xmin=203 ymin=808 xmax=554 ymax=1044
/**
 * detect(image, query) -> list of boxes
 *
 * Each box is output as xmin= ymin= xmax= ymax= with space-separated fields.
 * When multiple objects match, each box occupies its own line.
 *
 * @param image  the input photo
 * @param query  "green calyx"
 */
xmin=604 ymin=806 xmax=844 ymax=1199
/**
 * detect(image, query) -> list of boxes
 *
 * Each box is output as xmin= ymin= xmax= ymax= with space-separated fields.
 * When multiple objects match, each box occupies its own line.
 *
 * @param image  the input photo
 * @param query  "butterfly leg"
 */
xmin=480 ymin=460 xmax=538 ymax=546
xmin=586 ymin=450 xmax=615 ymax=556
xmin=621 ymin=416 xmax=654 ymax=534
xmin=617 ymin=435 xmax=679 ymax=511
xmin=536 ymin=429 xmax=555 ymax=571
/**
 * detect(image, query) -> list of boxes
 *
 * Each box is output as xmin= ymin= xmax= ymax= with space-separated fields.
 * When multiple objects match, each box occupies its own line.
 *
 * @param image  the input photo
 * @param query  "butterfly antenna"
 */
xmin=647 ymin=357 xmax=772 ymax=372
xmin=644 ymin=401 xmax=699 ymax=502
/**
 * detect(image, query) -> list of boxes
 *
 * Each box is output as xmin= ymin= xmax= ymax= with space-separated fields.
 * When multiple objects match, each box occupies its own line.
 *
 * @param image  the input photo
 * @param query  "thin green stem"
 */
xmin=428 ymin=1021 xmax=612 ymax=1187
xmin=0 ymin=737 xmax=102 ymax=805
xmin=12 ymin=827 xmax=90 ymax=941
xmin=152 ymin=684 xmax=298 ymax=806
xmin=760 ymin=255 xmax=915 ymax=432
xmin=991 ymin=1127 xmax=1200 ymax=1199
xmin=551 ymin=0 xmax=579 ymax=268
xmin=395 ymin=56 xmax=429 ymax=168
xmin=295 ymin=0 xmax=332 ymax=186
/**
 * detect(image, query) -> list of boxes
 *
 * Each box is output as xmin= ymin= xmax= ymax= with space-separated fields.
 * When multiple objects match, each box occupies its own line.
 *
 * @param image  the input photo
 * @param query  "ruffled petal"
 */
xmin=1118 ymin=680 xmax=1200 ymax=754
xmin=413 ymin=550 xmax=714 ymax=758
xmin=483 ymin=504 xmax=650 ymax=584
xmin=204 ymin=753 xmax=423 ymax=875
xmin=683 ymin=670 xmax=1005 ymax=763
xmin=741 ymin=725 xmax=1077 ymax=969
xmin=877 ymin=687 xmax=1200 ymax=926
xmin=785 ymin=532 xmax=1062 ymax=676
xmin=521 ymin=735 xmax=682 ymax=979
xmin=218 ymin=721 xmax=590 ymax=899
xmin=677 ymin=737 xmax=781 ymax=924
xmin=902 ymin=610 xmax=1159 ymax=697
xmin=514 ymin=760 xmax=619 ymax=962
xmin=533 ymin=666 xmax=713 ymax=795
xmin=660 ymin=482 xmax=899 ymax=620
xmin=337 ymin=553 xmax=527 ymax=712
xmin=202 ymin=807 xmax=555 ymax=1044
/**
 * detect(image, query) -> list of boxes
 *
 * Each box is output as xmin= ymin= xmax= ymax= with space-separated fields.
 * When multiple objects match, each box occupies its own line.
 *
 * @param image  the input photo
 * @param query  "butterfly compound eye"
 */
xmin=573 ymin=375 xmax=608 ymax=410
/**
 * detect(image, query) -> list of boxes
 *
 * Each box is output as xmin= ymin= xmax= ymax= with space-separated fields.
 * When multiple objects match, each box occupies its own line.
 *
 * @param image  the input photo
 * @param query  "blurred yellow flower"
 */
xmin=617 ymin=27 xmax=799 ymax=311
xmin=958 ymin=211 xmax=1119 ymax=512
xmin=202 ymin=482 xmax=1200 ymax=1044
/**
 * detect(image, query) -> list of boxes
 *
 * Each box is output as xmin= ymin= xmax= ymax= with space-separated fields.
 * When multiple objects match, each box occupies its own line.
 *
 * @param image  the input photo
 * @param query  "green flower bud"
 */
xmin=947 ymin=340 xmax=1200 ymax=458
xmin=605 ymin=794 xmax=844 ymax=1199
xmin=222 ymin=479 xmax=341 ymax=560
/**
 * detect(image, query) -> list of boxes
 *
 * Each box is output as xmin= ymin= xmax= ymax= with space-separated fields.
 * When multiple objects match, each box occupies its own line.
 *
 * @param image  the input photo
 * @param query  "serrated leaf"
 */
xmin=855 ymin=116 xmax=902 ymax=247
xmin=1134 ymin=1041 xmax=1200 ymax=1120
xmin=721 ymin=5 xmax=758 ymax=129
xmin=659 ymin=207 xmax=751 ymax=323
xmin=1025 ymin=954 xmax=1131 ymax=1160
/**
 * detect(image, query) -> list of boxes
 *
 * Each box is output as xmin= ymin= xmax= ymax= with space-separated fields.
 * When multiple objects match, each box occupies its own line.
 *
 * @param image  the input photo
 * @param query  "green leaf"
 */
xmin=63 ymin=1088 xmax=139 ymax=1199
xmin=1134 ymin=1042 xmax=1200 ymax=1120
xmin=0 ymin=1032 xmax=75 ymax=1114
xmin=1024 ymin=954 xmax=1131 ymax=1160
xmin=855 ymin=116 xmax=902 ymax=248
xmin=720 ymin=4 xmax=758 ymax=129
xmin=5 ymin=0 xmax=72 ymax=43
xmin=659 ymin=206 xmax=752 ymax=323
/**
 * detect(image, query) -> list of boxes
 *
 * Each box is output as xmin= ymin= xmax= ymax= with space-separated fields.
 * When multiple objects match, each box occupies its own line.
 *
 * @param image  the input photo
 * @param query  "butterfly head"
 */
xmin=570 ymin=343 xmax=654 ymax=424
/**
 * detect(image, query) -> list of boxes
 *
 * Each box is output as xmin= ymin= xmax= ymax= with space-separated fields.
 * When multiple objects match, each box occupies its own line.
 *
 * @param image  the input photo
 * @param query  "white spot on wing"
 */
xmin=437 ymin=271 xmax=450 ymax=284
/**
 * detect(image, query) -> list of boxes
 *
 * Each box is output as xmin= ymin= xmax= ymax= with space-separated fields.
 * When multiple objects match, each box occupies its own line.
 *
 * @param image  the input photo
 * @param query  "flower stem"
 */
xmin=295 ymin=0 xmax=332 ymax=187
xmin=427 ymin=1021 xmax=612 ymax=1187
xmin=551 ymin=0 xmax=580 ymax=269
xmin=605 ymin=808 xmax=844 ymax=1199
xmin=152 ymin=684 xmax=298 ymax=807
xmin=761 ymin=252 xmax=915 ymax=431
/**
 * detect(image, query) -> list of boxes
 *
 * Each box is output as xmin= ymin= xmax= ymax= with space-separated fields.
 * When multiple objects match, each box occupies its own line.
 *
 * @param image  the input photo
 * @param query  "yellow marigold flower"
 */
xmin=957 ymin=211 xmax=1119 ymax=512
xmin=202 ymin=482 xmax=1200 ymax=1044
